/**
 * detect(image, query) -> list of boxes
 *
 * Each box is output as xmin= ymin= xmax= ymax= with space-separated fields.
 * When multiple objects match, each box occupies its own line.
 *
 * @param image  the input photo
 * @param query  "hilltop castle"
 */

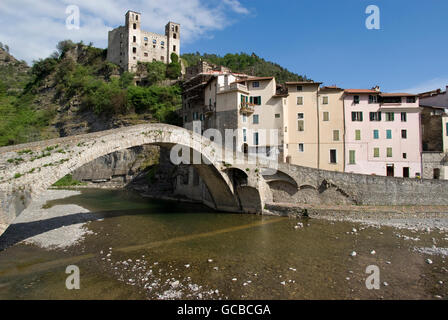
xmin=107 ymin=10 xmax=180 ymax=72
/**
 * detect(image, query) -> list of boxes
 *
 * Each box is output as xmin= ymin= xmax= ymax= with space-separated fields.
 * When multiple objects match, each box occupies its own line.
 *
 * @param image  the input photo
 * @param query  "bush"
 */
xmin=166 ymin=53 xmax=181 ymax=79
xmin=141 ymin=61 xmax=166 ymax=85
xmin=52 ymin=174 xmax=86 ymax=187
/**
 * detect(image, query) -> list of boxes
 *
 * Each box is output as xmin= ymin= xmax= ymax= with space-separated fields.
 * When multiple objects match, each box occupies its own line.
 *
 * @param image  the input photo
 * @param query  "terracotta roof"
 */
xmin=285 ymin=81 xmax=322 ymax=85
xmin=344 ymin=89 xmax=379 ymax=94
xmin=321 ymin=85 xmax=344 ymax=91
xmin=233 ymin=77 xmax=274 ymax=83
xmin=380 ymin=93 xmax=417 ymax=97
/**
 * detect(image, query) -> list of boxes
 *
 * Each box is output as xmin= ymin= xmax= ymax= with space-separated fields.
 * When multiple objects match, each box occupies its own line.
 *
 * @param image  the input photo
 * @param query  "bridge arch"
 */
xmin=0 ymin=124 xmax=242 ymax=236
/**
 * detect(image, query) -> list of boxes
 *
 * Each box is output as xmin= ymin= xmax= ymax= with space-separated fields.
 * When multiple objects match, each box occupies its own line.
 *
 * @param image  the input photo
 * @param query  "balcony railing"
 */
xmin=240 ymin=102 xmax=255 ymax=114
xmin=217 ymin=83 xmax=249 ymax=93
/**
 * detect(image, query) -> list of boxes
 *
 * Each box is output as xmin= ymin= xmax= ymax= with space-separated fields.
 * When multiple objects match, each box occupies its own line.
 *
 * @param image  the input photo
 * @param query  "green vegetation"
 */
xmin=52 ymin=174 xmax=86 ymax=187
xmin=181 ymin=52 xmax=309 ymax=83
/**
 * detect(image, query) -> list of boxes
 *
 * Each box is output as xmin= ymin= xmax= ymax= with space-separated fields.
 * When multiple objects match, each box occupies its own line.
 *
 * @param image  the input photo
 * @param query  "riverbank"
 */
xmin=265 ymin=202 xmax=448 ymax=232
xmin=0 ymin=190 xmax=95 ymax=250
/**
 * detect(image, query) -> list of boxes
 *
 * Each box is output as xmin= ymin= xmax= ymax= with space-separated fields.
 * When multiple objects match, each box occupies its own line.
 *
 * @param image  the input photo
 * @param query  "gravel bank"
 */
xmin=265 ymin=203 xmax=448 ymax=232
xmin=0 ymin=190 xmax=95 ymax=250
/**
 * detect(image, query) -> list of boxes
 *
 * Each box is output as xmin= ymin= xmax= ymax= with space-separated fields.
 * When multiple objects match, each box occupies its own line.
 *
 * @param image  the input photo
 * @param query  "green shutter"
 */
xmin=387 ymin=148 xmax=393 ymax=157
xmin=355 ymin=130 xmax=361 ymax=140
xmin=349 ymin=150 xmax=356 ymax=164
xmin=374 ymin=148 xmax=380 ymax=158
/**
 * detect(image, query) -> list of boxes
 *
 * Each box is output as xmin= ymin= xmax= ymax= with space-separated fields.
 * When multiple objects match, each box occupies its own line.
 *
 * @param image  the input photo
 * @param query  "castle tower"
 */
xmin=126 ymin=10 xmax=141 ymax=71
xmin=165 ymin=22 xmax=181 ymax=63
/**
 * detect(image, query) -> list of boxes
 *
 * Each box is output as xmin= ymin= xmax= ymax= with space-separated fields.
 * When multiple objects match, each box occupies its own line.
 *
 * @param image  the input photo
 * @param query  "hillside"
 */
xmin=0 ymin=41 xmax=182 ymax=146
xmin=181 ymin=52 xmax=309 ymax=83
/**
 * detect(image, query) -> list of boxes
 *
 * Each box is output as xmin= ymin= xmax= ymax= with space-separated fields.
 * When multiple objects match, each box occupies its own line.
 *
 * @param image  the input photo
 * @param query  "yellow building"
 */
xmin=317 ymin=86 xmax=345 ymax=172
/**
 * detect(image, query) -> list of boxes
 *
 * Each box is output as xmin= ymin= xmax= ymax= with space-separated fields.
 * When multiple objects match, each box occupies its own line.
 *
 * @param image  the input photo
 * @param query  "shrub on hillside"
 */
xmin=166 ymin=53 xmax=182 ymax=79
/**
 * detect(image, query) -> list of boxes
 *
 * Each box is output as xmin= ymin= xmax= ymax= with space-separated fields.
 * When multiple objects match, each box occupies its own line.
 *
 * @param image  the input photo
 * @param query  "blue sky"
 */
xmin=1 ymin=0 xmax=447 ymax=93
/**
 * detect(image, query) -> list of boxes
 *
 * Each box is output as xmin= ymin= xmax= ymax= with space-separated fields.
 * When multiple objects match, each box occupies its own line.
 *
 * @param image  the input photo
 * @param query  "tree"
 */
xmin=166 ymin=53 xmax=181 ymax=79
xmin=143 ymin=61 xmax=166 ymax=85
xmin=56 ymin=40 xmax=76 ymax=58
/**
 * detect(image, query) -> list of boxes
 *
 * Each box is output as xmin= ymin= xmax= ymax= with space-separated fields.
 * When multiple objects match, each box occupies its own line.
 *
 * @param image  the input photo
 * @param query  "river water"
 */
xmin=0 ymin=189 xmax=447 ymax=300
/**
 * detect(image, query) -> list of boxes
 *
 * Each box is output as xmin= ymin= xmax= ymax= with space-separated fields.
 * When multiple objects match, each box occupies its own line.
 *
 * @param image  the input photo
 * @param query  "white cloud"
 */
xmin=0 ymin=0 xmax=249 ymax=64
xmin=393 ymin=77 xmax=448 ymax=94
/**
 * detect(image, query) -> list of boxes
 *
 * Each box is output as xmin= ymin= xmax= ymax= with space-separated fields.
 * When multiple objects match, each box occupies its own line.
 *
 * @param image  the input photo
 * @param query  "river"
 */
xmin=0 ymin=189 xmax=447 ymax=300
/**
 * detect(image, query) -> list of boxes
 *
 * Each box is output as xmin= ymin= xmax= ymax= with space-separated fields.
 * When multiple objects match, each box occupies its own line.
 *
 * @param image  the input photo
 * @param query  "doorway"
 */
xmin=403 ymin=167 xmax=410 ymax=178
xmin=386 ymin=165 xmax=394 ymax=177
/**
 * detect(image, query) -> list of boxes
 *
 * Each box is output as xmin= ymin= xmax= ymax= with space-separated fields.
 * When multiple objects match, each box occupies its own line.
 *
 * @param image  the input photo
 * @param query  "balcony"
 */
xmin=203 ymin=105 xmax=215 ymax=117
xmin=240 ymin=102 xmax=255 ymax=114
xmin=217 ymin=83 xmax=249 ymax=94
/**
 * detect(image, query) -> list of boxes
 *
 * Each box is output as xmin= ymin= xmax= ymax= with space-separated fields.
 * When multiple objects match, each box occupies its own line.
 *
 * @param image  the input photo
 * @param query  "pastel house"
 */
xmin=344 ymin=89 xmax=422 ymax=178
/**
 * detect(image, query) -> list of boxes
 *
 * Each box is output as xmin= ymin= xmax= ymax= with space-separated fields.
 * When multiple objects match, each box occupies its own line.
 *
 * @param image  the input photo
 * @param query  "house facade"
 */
xmin=344 ymin=89 xmax=422 ymax=178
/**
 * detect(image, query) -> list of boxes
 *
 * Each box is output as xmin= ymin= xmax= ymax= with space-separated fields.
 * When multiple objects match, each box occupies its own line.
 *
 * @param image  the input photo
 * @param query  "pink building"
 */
xmin=344 ymin=89 xmax=422 ymax=178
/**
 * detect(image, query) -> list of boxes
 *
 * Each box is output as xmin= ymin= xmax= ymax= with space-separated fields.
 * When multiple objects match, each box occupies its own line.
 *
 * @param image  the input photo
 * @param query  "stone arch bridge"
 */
xmin=1 ymin=123 xmax=448 ymax=237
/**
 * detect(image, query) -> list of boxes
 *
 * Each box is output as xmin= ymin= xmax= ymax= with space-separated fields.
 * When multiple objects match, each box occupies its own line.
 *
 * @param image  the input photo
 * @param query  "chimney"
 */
xmin=372 ymin=85 xmax=381 ymax=92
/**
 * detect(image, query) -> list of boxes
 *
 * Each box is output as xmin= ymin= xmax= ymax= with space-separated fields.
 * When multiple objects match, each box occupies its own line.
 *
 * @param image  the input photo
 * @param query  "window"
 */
xmin=200 ymin=114 xmax=204 ymax=121
xmin=243 ymin=129 xmax=247 ymax=142
xmin=133 ymin=47 xmax=137 ymax=54
xmin=298 ymin=144 xmax=304 ymax=152
xmin=401 ymin=112 xmax=407 ymax=122
xmin=369 ymin=95 xmax=378 ymax=104
xmin=330 ymin=150 xmax=337 ymax=164
xmin=242 ymin=114 xmax=247 ymax=123
xmin=153 ymin=39 xmax=157 ymax=44
xmin=333 ymin=130 xmax=340 ymax=141
xmin=370 ymin=112 xmax=382 ymax=121
xmin=386 ymin=130 xmax=392 ymax=139
xmin=355 ymin=130 xmax=361 ymax=140
xmin=352 ymin=112 xmax=363 ymax=122
xmin=297 ymin=97 xmax=303 ymax=105
xmin=252 ymin=82 xmax=260 ymax=88
xmin=253 ymin=115 xmax=259 ymax=124
xmin=133 ymin=23 xmax=137 ymax=30
xmin=144 ymin=52 xmax=148 ymax=57
xmin=322 ymin=96 xmax=329 ymax=105
xmin=275 ymin=114 xmax=281 ymax=118
xmin=374 ymin=148 xmax=380 ymax=158
xmin=387 ymin=147 xmax=393 ymax=157
xmin=297 ymin=85 xmax=303 ymax=91
xmin=446 ymin=122 xmax=448 ymax=136
xmin=385 ymin=112 xmax=395 ymax=121
xmin=133 ymin=36 xmax=136 ymax=42
xmin=136 ymin=15 xmax=139 ymax=21
xmin=173 ymin=33 xmax=177 ymax=39
xmin=184 ymin=115 xmax=188 ymax=122
xmin=323 ymin=112 xmax=330 ymax=121
xmin=161 ymin=56 xmax=165 ymax=61
xmin=406 ymin=96 xmax=416 ymax=103
xmin=193 ymin=112 xmax=199 ymax=120
xmin=144 ymin=37 xmax=148 ymax=41
xmin=173 ymin=45 xmax=176 ymax=52
xmin=161 ymin=41 xmax=165 ymax=46
xmin=254 ymin=132 xmax=259 ymax=145
xmin=403 ymin=153 xmax=407 ymax=159
xmin=349 ymin=150 xmax=356 ymax=164
xmin=383 ymin=97 xmax=402 ymax=104
xmin=298 ymin=113 xmax=304 ymax=131
xmin=373 ymin=130 xmax=379 ymax=139
xmin=251 ymin=96 xmax=262 ymax=105
xmin=353 ymin=95 xmax=360 ymax=104
xmin=401 ymin=130 xmax=407 ymax=139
